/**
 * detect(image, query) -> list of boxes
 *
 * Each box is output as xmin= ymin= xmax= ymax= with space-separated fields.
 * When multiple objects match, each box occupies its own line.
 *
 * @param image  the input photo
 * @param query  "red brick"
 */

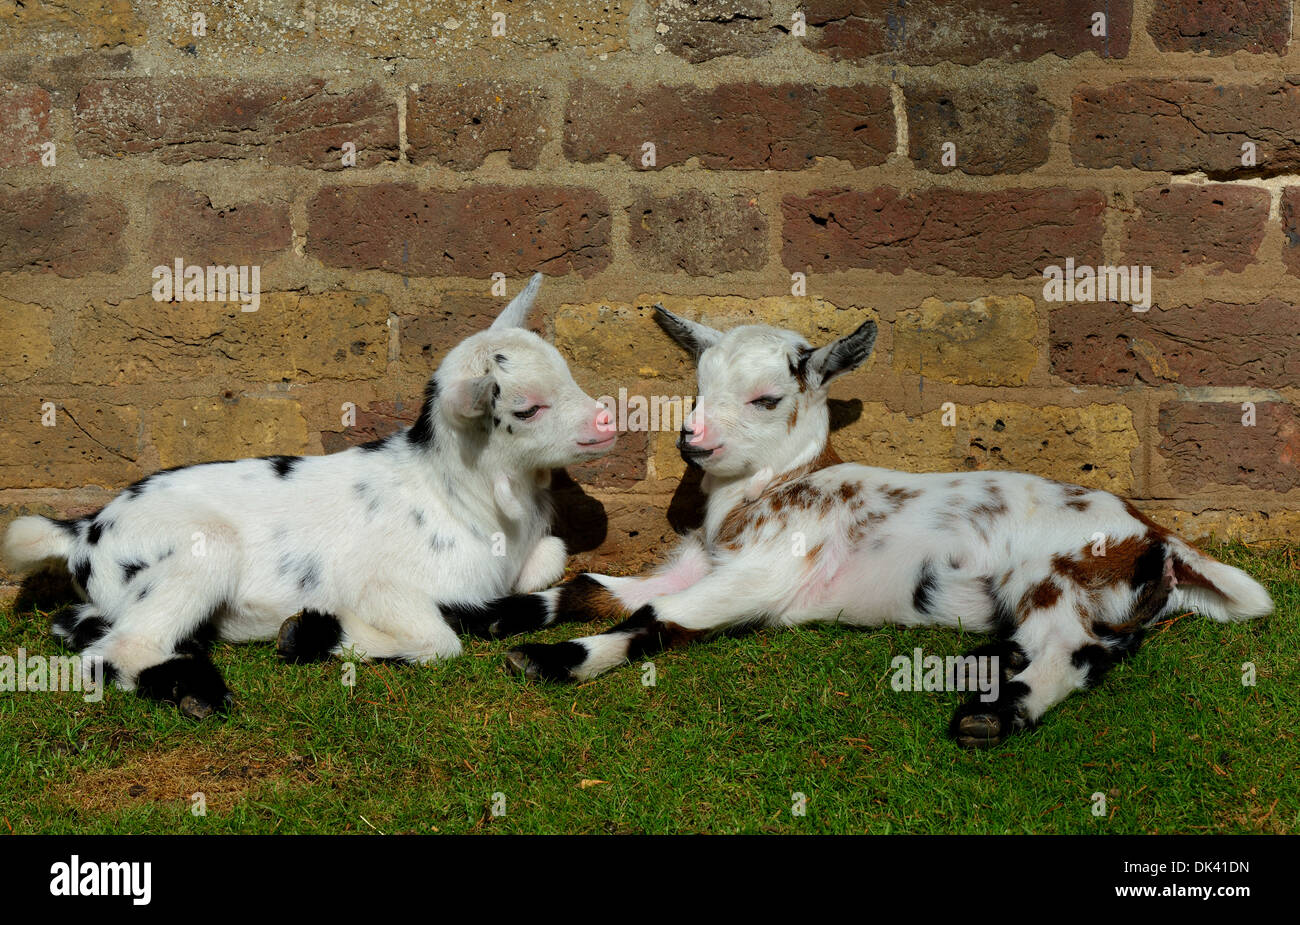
xmin=321 ymin=400 xmax=418 ymax=454
xmin=782 ymin=186 xmax=1105 ymax=278
xmin=0 ymin=83 xmax=51 ymax=167
xmin=568 ymin=429 xmax=647 ymax=486
xmin=147 ymin=183 xmax=292 ymax=266
xmin=1282 ymin=187 xmax=1300 ymax=274
xmin=628 ymin=190 xmax=767 ymax=275
xmin=0 ymin=185 xmax=126 ymax=276
xmin=306 ymin=184 xmax=612 ymax=278
xmin=1147 ymin=0 xmax=1289 ymax=55
xmin=907 ymin=83 xmax=1053 ymax=174
xmin=406 ymin=82 xmax=551 ymax=169
xmin=804 ymin=0 xmax=1131 ymax=64
xmin=1123 ymin=184 xmax=1269 ymax=276
xmin=1158 ymin=402 xmax=1300 ymax=493
xmin=74 ymin=78 xmax=397 ymax=169
xmin=651 ymin=0 xmax=776 ymax=63
xmin=564 ymin=80 xmax=894 ymax=170
xmin=1072 ymin=80 xmax=1300 ymax=175
xmin=1050 ymin=299 xmax=1300 ymax=389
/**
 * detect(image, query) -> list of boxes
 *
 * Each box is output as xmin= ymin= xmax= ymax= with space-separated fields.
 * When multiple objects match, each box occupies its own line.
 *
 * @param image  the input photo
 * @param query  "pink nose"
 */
xmin=687 ymin=419 xmax=710 ymax=445
xmin=594 ymin=404 xmax=614 ymax=433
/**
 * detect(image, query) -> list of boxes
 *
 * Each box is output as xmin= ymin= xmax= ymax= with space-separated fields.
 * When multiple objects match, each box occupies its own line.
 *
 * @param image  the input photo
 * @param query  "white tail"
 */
xmin=1167 ymin=540 xmax=1273 ymax=623
xmin=3 ymin=516 xmax=74 ymax=573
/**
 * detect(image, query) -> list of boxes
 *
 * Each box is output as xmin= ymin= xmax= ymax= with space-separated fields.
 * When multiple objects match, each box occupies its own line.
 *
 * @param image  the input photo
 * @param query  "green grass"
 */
xmin=1 ymin=542 xmax=1295 ymax=834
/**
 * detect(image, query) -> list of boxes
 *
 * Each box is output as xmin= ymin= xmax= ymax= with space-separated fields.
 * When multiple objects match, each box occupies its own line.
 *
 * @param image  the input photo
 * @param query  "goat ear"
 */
xmin=490 ymin=272 xmax=543 ymax=330
xmin=445 ymin=374 xmax=497 ymax=419
xmin=806 ymin=319 xmax=877 ymax=388
xmin=653 ymin=304 xmax=722 ymax=359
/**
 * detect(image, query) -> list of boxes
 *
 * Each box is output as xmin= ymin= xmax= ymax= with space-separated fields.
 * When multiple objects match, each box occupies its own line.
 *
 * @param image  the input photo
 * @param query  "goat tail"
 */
xmin=3 ymin=516 xmax=75 ymax=573
xmin=1164 ymin=538 xmax=1273 ymax=623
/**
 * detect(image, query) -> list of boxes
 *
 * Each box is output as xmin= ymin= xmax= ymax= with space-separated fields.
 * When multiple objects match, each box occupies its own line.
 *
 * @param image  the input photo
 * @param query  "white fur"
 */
xmin=4 ymin=274 xmax=616 ymax=687
xmin=521 ymin=310 xmax=1273 ymax=733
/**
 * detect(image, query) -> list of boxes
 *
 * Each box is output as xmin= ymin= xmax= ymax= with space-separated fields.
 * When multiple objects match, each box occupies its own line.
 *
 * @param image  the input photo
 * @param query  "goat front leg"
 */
xmin=514 ymin=535 xmax=567 ymax=594
xmin=449 ymin=532 xmax=713 ymax=639
xmin=503 ymin=563 xmax=770 ymax=682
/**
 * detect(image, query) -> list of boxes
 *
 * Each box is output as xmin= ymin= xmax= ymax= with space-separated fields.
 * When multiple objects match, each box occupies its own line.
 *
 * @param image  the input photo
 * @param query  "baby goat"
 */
xmin=484 ymin=308 xmax=1273 ymax=748
xmin=2 ymin=275 xmax=616 ymax=718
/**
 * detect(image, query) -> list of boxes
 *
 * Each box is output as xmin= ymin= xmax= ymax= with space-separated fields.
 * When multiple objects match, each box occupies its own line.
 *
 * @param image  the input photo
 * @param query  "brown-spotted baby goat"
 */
xmin=479 ymin=308 xmax=1273 ymax=748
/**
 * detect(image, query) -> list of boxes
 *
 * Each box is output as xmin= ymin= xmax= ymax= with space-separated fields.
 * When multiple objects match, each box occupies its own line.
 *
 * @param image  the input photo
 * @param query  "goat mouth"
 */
xmin=678 ymin=444 xmax=718 ymax=462
xmin=577 ymin=435 xmax=617 ymax=450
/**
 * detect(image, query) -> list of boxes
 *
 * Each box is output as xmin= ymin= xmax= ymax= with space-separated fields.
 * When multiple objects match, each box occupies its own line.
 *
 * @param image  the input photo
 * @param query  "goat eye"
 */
xmin=750 ymin=395 xmax=781 ymax=410
xmin=513 ymin=405 xmax=542 ymax=421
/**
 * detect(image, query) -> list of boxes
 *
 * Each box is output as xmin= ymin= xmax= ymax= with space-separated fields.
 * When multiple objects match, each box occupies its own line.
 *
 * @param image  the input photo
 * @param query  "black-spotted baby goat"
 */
xmin=2 ymin=275 xmax=617 ymax=718
xmin=484 ymin=308 xmax=1273 ymax=747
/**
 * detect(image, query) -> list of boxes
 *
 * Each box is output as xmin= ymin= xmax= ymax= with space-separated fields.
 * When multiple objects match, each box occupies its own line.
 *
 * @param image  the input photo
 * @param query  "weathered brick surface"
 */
xmin=0 ymin=400 xmax=142 ymax=489
xmin=893 ymin=295 xmax=1038 ymax=386
xmin=0 ymin=0 xmax=147 ymax=54
xmin=0 ymin=298 xmax=54 ymax=383
xmin=320 ymin=400 xmax=418 ymax=454
xmin=0 ymin=185 xmax=126 ymax=276
xmin=1158 ymin=402 xmax=1300 ymax=493
xmin=1072 ymin=80 xmax=1300 ymax=175
xmin=628 ymin=190 xmax=767 ymax=275
xmin=834 ymin=401 xmax=1140 ymax=493
xmin=153 ymin=395 xmax=310 ymax=468
xmin=66 ymin=293 xmax=390 ymax=386
xmin=564 ymin=81 xmax=895 ymax=169
xmin=1050 ymin=299 xmax=1300 ymax=389
xmin=1282 ymin=188 xmax=1300 ymax=274
xmin=1123 ymin=184 xmax=1270 ymax=276
xmin=650 ymin=0 xmax=775 ymax=63
xmin=907 ymin=83 xmax=1053 ymax=175
xmin=1146 ymin=0 xmax=1290 ymax=55
xmin=782 ymin=187 xmax=1105 ymax=277
xmin=804 ymin=0 xmax=1132 ymax=64
xmin=147 ymin=184 xmax=293 ymax=266
xmin=0 ymin=83 xmax=51 ymax=167
xmin=74 ymin=78 xmax=398 ymax=168
xmin=306 ymin=184 xmax=612 ymax=277
xmin=406 ymin=83 xmax=551 ymax=169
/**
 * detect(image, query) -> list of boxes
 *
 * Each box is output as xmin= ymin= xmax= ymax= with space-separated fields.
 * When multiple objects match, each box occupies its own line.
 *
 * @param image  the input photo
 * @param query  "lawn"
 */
xmin=0 ymin=542 xmax=1295 ymax=835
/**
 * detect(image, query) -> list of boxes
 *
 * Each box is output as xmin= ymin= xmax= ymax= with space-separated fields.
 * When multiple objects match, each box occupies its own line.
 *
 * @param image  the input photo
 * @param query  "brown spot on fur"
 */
xmin=1053 ymin=535 xmax=1151 ymax=589
xmin=787 ymin=404 xmax=799 ymax=432
xmin=806 ymin=542 xmax=824 ymax=561
xmin=1021 ymin=578 xmax=1062 ymax=612
xmin=557 ymin=575 xmax=630 ymax=624
xmin=1066 ymin=499 xmax=1090 ymax=511
xmin=837 ymin=482 xmax=860 ymax=502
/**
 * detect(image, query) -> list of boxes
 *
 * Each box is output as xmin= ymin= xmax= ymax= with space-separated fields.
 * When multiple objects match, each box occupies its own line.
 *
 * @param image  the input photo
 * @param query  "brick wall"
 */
xmin=2 ymin=1 xmax=1299 ymax=585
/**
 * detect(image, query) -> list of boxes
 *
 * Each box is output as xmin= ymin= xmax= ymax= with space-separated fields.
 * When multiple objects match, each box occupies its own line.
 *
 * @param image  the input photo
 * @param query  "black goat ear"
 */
xmin=652 ymin=305 xmax=723 ymax=360
xmin=806 ymin=319 xmax=877 ymax=388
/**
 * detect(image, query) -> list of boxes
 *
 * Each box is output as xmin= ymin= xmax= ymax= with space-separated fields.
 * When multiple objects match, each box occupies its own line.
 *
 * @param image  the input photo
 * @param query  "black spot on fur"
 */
xmin=72 ymin=558 xmax=92 ymax=592
xmin=121 ymin=559 xmax=146 ymax=582
xmin=54 ymin=611 xmax=110 ymax=651
xmin=411 ymin=509 xmax=425 ymax=528
xmin=297 ymin=560 xmax=321 ymax=591
xmin=493 ymin=353 xmax=508 ymax=368
xmin=267 ymin=455 xmax=300 ymax=477
xmin=912 ymin=559 xmax=938 ymax=614
xmin=358 ymin=436 xmax=389 ymax=451
xmin=136 ymin=583 xmax=152 ymax=601
xmin=407 ymin=379 xmax=439 ymax=448
xmin=86 ymin=519 xmax=109 ymax=545
xmin=136 ymin=654 xmax=232 ymax=719
xmin=277 ymin=610 xmax=342 ymax=664
xmin=492 ymin=416 xmax=501 ymax=428
xmin=442 ymin=596 xmax=550 ymax=639
xmin=174 ymin=607 xmax=223 ymax=657
xmin=1071 ymin=643 xmax=1118 ymax=689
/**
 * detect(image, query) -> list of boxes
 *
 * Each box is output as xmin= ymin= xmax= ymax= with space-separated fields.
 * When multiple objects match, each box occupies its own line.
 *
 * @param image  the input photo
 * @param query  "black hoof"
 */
xmin=949 ymin=680 xmax=1031 ymax=750
xmin=277 ymin=610 xmax=341 ymax=664
xmin=137 ymin=655 xmax=233 ymax=720
xmin=443 ymin=596 xmax=549 ymax=640
xmin=503 ymin=642 xmax=585 ymax=682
